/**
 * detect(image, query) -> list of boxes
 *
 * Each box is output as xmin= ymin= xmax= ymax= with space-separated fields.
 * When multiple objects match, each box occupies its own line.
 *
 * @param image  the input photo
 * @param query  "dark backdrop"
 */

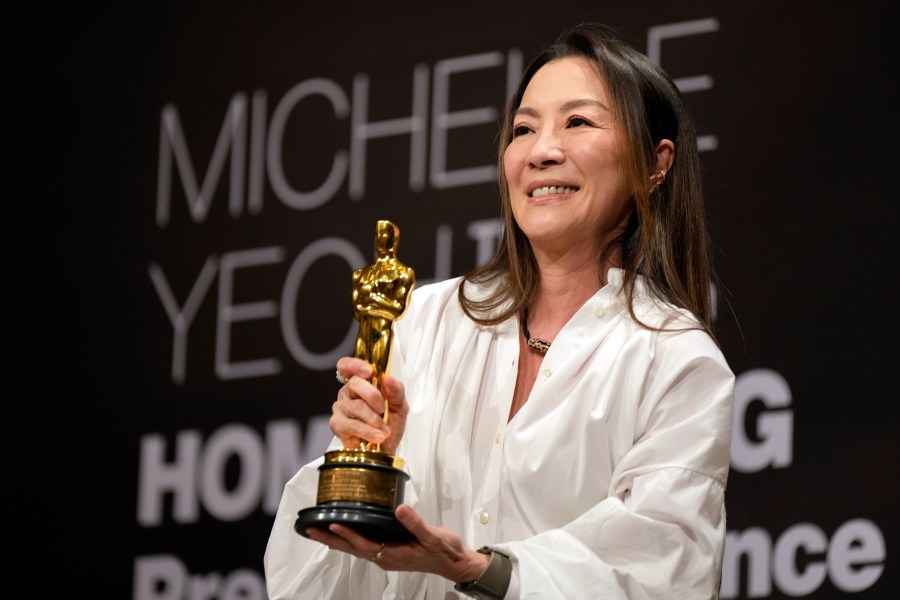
xmin=13 ymin=1 xmax=898 ymax=598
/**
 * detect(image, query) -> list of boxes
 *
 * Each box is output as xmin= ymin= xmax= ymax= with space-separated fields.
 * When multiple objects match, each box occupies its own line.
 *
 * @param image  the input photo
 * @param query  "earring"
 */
xmin=650 ymin=170 xmax=666 ymax=192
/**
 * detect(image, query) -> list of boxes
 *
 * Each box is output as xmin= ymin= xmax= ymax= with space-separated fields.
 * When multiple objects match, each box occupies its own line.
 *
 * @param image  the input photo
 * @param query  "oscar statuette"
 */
xmin=294 ymin=220 xmax=416 ymax=542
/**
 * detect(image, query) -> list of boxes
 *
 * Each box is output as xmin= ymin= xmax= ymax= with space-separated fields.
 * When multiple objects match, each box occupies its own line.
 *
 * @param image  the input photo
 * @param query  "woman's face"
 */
xmin=503 ymin=56 xmax=632 ymax=258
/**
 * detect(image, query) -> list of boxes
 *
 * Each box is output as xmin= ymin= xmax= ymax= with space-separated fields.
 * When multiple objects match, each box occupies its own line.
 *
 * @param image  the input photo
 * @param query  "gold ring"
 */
xmin=372 ymin=542 xmax=386 ymax=560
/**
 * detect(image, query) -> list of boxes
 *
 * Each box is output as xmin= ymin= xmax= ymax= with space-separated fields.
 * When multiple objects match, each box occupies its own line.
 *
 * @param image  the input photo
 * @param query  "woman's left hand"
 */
xmin=305 ymin=504 xmax=490 ymax=584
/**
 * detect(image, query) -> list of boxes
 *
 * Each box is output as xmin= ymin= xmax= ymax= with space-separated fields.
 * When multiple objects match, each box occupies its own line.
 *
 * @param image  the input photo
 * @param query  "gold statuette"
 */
xmin=295 ymin=220 xmax=416 ymax=542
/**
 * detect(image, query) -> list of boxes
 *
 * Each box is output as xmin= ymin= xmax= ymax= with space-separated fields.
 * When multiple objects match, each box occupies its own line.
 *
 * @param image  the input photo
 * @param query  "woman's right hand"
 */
xmin=332 ymin=356 xmax=408 ymax=455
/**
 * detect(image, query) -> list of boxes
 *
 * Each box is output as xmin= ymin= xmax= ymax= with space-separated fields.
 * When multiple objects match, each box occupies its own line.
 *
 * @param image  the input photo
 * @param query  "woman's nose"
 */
xmin=528 ymin=129 xmax=565 ymax=167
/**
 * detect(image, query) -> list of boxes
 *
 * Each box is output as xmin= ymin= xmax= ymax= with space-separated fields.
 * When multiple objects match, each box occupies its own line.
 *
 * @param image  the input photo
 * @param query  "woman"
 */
xmin=265 ymin=22 xmax=734 ymax=599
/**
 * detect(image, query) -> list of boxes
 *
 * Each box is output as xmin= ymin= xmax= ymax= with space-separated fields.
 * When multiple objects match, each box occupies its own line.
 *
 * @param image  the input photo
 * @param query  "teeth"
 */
xmin=531 ymin=186 xmax=577 ymax=198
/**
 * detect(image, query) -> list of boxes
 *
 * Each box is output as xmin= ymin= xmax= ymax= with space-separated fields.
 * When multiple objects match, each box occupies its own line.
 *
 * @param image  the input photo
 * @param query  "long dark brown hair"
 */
xmin=458 ymin=22 xmax=717 ymax=339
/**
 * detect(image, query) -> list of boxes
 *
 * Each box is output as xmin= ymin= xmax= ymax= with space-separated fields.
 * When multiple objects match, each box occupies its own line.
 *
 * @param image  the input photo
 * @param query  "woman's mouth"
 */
xmin=530 ymin=185 xmax=578 ymax=198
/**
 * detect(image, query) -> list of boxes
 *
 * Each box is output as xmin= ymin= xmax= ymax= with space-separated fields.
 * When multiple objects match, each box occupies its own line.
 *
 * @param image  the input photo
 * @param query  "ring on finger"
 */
xmin=336 ymin=369 xmax=349 ymax=385
xmin=372 ymin=542 xmax=386 ymax=560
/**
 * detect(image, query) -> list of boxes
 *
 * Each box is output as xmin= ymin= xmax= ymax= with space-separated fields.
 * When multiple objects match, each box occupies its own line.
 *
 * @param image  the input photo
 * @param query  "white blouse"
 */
xmin=265 ymin=269 xmax=735 ymax=599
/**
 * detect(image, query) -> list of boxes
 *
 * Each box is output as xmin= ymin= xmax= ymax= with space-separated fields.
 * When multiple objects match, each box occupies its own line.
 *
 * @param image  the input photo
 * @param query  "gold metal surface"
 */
xmin=324 ymin=449 xmax=406 ymax=470
xmin=297 ymin=221 xmax=416 ymax=541
xmin=316 ymin=466 xmax=406 ymax=508
xmin=351 ymin=220 xmax=415 ymax=450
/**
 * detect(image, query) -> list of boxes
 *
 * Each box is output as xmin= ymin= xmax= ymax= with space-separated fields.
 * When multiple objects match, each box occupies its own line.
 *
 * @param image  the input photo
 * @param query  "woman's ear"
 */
xmin=653 ymin=139 xmax=675 ymax=175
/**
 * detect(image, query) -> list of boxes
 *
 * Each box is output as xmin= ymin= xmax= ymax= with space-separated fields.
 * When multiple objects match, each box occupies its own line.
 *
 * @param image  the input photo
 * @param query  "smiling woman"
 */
xmin=504 ymin=57 xmax=654 ymax=285
xmin=265 ymin=22 xmax=734 ymax=600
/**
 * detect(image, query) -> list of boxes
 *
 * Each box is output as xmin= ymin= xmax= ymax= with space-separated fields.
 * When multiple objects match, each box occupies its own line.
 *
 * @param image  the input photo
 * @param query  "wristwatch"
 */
xmin=454 ymin=546 xmax=512 ymax=599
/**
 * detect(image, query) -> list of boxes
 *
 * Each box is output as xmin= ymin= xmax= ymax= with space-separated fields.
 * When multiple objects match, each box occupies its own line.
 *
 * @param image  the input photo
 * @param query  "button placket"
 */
xmin=474 ymin=424 xmax=504 ymax=544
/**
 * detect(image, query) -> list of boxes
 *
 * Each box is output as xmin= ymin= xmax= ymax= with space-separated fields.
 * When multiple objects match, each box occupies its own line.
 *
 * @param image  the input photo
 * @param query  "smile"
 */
xmin=530 ymin=186 xmax=578 ymax=198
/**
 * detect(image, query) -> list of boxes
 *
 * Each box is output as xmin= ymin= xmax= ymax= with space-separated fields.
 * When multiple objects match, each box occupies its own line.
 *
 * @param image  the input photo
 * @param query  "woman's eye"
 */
xmin=512 ymin=124 xmax=531 ymax=138
xmin=567 ymin=116 xmax=591 ymax=128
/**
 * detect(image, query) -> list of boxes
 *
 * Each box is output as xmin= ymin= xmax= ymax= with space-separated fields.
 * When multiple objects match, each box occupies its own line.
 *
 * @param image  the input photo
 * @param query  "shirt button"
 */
xmin=595 ymin=306 xmax=605 ymax=317
xmin=543 ymin=369 xmax=552 ymax=379
xmin=494 ymin=431 xmax=502 ymax=444
xmin=479 ymin=511 xmax=490 ymax=524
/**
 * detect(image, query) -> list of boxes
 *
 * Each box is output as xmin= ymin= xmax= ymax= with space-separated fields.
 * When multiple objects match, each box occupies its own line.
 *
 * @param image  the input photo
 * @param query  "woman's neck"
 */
xmin=527 ymin=270 xmax=604 ymax=342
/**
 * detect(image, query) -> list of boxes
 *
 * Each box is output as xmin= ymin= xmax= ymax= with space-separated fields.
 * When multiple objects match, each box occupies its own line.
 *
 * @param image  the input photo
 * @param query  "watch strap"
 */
xmin=454 ymin=546 xmax=512 ymax=599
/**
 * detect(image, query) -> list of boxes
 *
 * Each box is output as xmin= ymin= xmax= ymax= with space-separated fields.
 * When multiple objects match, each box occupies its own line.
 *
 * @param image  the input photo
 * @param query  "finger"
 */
xmin=345 ymin=377 xmax=394 ymax=426
xmin=336 ymin=357 xmax=374 ymax=381
xmin=329 ymin=413 xmax=362 ymax=449
xmin=381 ymin=375 xmax=407 ymax=416
xmin=331 ymin=395 xmax=389 ymax=445
xmin=326 ymin=524 xmax=390 ymax=561
xmin=377 ymin=376 xmax=407 ymax=453
xmin=327 ymin=522 xmax=377 ymax=547
xmin=329 ymin=410 xmax=386 ymax=446
xmin=393 ymin=504 xmax=431 ymax=541
xmin=306 ymin=526 xmax=383 ymax=560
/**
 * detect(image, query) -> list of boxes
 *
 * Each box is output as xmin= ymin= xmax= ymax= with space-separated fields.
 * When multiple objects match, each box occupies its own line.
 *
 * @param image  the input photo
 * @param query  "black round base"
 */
xmin=295 ymin=503 xmax=415 ymax=542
